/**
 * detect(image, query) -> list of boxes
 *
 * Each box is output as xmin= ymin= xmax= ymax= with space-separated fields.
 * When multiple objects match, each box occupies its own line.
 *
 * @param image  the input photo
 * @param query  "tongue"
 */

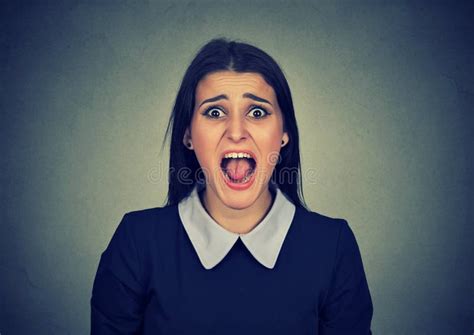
xmin=224 ymin=158 xmax=252 ymax=181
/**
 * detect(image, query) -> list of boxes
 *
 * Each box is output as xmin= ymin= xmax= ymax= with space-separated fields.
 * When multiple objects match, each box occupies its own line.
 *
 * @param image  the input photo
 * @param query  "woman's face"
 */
xmin=184 ymin=70 xmax=289 ymax=211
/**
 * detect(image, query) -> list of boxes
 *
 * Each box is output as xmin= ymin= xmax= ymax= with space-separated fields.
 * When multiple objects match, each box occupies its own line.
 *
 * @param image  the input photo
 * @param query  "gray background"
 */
xmin=1 ymin=1 xmax=473 ymax=334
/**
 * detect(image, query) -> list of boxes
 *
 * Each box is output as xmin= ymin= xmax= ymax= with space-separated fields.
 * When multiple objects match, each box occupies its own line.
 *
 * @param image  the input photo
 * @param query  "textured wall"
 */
xmin=1 ymin=1 xmax=472 ymax=334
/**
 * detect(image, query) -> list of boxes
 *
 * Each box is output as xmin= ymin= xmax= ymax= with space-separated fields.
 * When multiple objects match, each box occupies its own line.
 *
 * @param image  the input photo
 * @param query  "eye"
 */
xmin=247 ymin=105 xmax=270 ymax=119
xmin=202 ymin=106 xmax=225 ymax=119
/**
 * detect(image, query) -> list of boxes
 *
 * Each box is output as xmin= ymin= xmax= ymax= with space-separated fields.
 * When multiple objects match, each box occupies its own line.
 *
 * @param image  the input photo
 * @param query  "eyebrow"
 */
xmin=198 ymin=93 xmax=273 ymax=108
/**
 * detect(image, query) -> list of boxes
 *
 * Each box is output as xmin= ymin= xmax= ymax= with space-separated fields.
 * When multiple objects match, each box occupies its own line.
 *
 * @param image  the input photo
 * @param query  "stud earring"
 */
xmin=186 ymin=142 xmax=192 ymax=149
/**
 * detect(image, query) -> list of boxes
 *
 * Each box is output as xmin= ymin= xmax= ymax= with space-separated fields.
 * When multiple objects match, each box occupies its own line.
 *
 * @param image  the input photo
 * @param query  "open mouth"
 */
xmin=220 ymin=154 xmax=257 ymax=185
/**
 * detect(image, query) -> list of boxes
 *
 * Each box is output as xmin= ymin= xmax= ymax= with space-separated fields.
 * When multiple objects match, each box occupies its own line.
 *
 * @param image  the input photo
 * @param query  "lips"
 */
xmin=219 ymin=150 xmax=257 ymax=186
xmin=219 ymin=150 xmax=257 ymax=164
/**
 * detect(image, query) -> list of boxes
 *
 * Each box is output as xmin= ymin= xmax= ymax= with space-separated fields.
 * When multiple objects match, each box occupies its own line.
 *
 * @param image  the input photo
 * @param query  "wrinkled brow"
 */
xmin=198 ymin=93 xmax=273 ymax=108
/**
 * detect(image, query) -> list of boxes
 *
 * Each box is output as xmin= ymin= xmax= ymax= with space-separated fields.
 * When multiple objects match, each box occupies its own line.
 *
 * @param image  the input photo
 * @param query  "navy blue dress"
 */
xmin=91 ymin=204 xmax=373 ymax=334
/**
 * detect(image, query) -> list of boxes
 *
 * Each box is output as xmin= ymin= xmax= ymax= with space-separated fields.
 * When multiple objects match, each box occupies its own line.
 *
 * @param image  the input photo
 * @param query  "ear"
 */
xmin=281 ymin=132 xmax=289 ymax=147
xmin=183 ymin=128 xmax=193 ymax=150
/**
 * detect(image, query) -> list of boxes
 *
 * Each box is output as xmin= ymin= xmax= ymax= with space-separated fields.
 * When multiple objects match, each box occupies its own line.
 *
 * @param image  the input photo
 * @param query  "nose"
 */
xmin=225 ymin=114 xmax=248 ymax=142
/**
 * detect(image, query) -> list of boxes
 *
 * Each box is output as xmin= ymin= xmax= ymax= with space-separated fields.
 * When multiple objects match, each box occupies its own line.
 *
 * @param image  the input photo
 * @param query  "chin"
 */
xmin=218 ymin=181 xmax=269 ymax=208
xmin=230 ymin=193 xmax=260 ymax=206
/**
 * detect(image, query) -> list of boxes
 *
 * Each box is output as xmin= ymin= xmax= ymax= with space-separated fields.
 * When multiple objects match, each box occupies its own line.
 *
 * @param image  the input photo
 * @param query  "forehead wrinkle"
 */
xmin=196 ymin=72 xmax=277 ymax=106
xmin=202 ymin=80 xmax=273 ymax=96
xmin=209 ymin=78 xmax=262 ymax=90
xmin=203 ymin=72 xmax=267 ymax=88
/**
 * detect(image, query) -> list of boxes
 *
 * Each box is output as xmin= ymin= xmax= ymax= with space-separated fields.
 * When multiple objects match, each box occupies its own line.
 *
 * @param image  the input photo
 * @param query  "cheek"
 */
xmin=190 ymin=125 xmax=218 ymax=165
xmin=257 ymin=133 xmax=284 ymax=167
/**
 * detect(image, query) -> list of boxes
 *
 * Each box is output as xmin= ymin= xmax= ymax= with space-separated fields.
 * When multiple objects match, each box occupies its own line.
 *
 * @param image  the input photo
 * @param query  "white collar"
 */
xmin=178 ymin=185 xmax=296 ymax=270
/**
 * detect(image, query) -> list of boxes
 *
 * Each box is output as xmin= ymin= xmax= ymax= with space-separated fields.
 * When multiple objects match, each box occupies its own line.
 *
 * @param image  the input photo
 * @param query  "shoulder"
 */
xmin=289 ymin=207 xmax=366 ymax=280
xmin=123 ymin=205 xmax=178 ymax=225
xmin=116 ymin=205 xmax=180 ymax=242
xmin=289 ymin=206 xmax=356 ymax=253
xmin=295 ymin=206 xmax=348 ymax=236
xmin=103 ymin=205 xmax=182 ymax=267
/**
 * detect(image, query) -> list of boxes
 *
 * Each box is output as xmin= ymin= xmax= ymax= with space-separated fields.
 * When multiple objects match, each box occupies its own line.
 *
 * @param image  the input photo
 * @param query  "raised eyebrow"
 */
xmin=198 ymin=94 xmax=228 ymax=108
xmin=198 ymin=93 xmax=273 ymax=108
xmin=243 ymin=93 xmax=273 ymax=106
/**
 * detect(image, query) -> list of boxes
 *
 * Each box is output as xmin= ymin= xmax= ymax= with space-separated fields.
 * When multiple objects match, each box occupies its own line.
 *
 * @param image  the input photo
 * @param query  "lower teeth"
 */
xmin=224 ymin=171 xmax=253 ymax=184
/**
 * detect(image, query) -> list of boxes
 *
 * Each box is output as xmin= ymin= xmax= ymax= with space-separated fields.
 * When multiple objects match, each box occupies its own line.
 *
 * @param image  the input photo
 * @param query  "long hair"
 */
xmin=162 ymin=38 xmax=308 ymax=209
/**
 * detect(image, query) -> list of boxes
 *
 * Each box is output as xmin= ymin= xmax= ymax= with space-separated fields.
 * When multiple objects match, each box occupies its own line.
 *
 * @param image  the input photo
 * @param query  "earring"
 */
xmin=186 ymin=142 xmax=192 ymax=149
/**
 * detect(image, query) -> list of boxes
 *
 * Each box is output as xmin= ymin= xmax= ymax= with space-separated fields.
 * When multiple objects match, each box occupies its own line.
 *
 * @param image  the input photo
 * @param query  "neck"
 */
xmin=200 ymin=186 xmax=275 ymax=234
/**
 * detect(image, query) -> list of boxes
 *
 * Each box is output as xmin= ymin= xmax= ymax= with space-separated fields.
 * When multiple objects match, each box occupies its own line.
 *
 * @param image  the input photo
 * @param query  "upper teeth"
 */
xmin=224 ymin=152 xmax=252 ymax=159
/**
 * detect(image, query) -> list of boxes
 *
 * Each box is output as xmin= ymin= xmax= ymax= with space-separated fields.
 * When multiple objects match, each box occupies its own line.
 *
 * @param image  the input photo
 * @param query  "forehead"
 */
xmin=195 ymin=71 xmax=276 ymax=100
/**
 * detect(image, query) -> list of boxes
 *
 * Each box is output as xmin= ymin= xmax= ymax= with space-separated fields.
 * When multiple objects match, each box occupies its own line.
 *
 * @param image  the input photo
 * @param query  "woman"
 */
xmin=91 ymin=38 xmax=373 ymax=334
